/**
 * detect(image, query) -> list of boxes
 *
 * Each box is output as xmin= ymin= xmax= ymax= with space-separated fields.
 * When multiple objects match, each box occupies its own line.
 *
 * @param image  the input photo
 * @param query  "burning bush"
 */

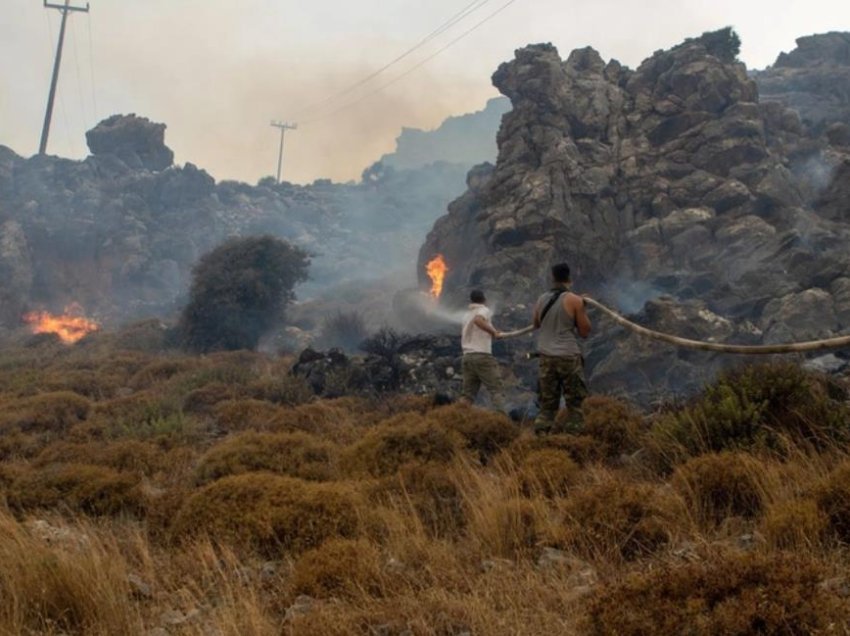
xmin=342 ymin=414 xmax=462 ymax=477
xmin=581 ymin=552 xmax=848 ymax=635
xmin=195 ymin=431 xmax=339 ymax=483
xmin=291 ymin=538 xmax=384 ymax=599
xmin=171 ymin=473 xmax=362 ymax=556
xmin=672 ymin=452 xmax=765 ymax=525
xmin=7 ymin=463 xmax=144 ymax=516
xmin=178 ymin=236 xmax=309 ymax=353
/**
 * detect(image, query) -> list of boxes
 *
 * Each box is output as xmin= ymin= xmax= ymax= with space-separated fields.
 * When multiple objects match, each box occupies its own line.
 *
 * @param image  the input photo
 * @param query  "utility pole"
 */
xmin=270 ymin=120 xmax=297 ymax=183
xmin=39 ymin=0 xmax=90 ymax=155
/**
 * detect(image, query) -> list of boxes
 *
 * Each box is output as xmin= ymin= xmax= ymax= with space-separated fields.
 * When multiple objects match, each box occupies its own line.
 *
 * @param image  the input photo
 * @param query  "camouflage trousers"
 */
xmin=533 ymin=354 xmax=588 ymax=433
xmin=461 ymin=353 xmax=506 ymax=412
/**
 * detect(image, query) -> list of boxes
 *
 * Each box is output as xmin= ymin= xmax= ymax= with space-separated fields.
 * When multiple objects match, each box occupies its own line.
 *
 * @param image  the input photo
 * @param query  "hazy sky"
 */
xmin=1 ymin=1 xmax=848 ymax=184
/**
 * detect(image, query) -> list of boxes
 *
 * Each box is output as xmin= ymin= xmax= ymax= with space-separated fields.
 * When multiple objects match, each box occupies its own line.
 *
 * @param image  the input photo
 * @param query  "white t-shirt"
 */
xmin=462 ymin=304 xmax=493 ymax=355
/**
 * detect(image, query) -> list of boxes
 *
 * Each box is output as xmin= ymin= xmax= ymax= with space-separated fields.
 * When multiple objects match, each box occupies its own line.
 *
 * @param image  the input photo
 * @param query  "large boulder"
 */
xmin=85 ymin=114 xmax=174 ymax=171
xmin=420 ymin=29 xmax=850 ymax=402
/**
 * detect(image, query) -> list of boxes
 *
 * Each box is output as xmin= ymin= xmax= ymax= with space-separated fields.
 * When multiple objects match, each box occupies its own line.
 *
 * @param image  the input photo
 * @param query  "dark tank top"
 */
xmin=536 ymin=291 xmax=581 ymax=357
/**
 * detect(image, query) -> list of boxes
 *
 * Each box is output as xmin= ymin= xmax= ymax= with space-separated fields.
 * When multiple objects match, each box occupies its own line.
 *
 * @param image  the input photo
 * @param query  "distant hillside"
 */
xmin=378 ymin=97 xmax=510 ymax=170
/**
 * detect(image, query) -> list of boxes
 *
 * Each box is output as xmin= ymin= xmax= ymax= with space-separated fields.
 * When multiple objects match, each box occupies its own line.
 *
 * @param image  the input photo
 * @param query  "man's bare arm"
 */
xmin=473 ymin=315 xmax=500 ymax=338
xmin=532 ymin=303 xmax=542 ymax=330
xmin=566 ymin=294 xmax=592 ymax=338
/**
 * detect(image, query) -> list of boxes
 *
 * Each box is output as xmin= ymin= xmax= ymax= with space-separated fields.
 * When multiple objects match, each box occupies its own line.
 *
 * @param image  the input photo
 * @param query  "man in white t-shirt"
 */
xmin=460 ymin=289 xmax=505 ymax=411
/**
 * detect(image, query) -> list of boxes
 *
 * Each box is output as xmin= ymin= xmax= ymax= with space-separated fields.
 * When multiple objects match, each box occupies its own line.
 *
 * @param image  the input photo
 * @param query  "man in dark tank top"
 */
xmin=531 ymin=263 xmax=591 ymax=434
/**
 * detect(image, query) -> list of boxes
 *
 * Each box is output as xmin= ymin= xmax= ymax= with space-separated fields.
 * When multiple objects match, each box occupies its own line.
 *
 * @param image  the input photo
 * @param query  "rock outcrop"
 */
xmin=85 ymin=114 xmax=174 ymax=171
xmin=420 ymin=29 xmax=850 ymax=401
xmin=0 ymin=111 xmax=477 ymax=329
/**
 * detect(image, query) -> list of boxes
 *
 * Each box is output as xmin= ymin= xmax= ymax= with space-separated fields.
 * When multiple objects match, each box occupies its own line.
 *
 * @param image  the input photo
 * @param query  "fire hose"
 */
xmin=499 ymin=297 xmax=850 ymax=354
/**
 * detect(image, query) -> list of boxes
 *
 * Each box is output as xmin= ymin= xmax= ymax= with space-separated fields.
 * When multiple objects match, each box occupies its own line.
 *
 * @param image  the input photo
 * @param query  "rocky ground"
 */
xmin=420 ymin=29 xmax=850 ymax=403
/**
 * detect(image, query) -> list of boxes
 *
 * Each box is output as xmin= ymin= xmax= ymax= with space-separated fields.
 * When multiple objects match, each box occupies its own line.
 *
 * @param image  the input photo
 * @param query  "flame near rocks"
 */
xmin=22 ymin=303 xmax=100 ymax=344
xmin=426 ymin=254 xmax=448 ymax=299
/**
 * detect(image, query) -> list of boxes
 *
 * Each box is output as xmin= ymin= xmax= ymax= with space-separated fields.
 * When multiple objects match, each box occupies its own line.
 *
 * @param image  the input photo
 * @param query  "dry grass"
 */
xmin=0 ymin=342 xmax=849 ymax=635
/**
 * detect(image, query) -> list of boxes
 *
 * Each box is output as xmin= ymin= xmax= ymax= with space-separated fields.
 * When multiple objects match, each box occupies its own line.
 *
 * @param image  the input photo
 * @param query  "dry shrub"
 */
xmin=581 ymin=552 xmax=849 ymax=635
xmin=672 ymin=452 xmax=765 ymax=525
xmin=7 ymin=463 xmax=144 ymax=516
xmin=761 ymin=499 xmax=828 ymax=550
xmin=0 ymin=431 xmax=41 ymax=460
xmin=506 ymin=432 xmax=604 ymax=466
xmin=342 ymin=414 xmax=462 ymax=477
xmin=246 ymin=375 xmax=313 ymax=406
xmin=172 ymin=473 xmax=362 ymax=556
xmin=182 ymin=381 xmax=237 ymax=415
xmin=195 ymin=431 xmax=339 ymax=483
xmin=0 ymin=512 xmax=141 ymax=634
xmin=648 ymin=363 xmax=850 ymax=468
xmin=0 ymin=391 xmax=91 ymax=434
xmin=469 ymin=497 xmax=544 ymax=559
xmin=813 ymin=460 xmax=850 ymax=542
xmin=581 ymin=395 xmax=644 ymax=458
xmin=517 ymin=449 xmax=580 ymax=498
xmin=290 ymin=538 xmax=384 ymax=599
xmin=34 ymin=440 xmax=162 ymax=475
xmin=212 ymin=399 xmax=283 ymax=432
xmin=561 ymin=479 xmax=683 ymax=561
xmin=42 ymin=369 xmax=118 ymax=399
xmin=92 ymin=391 xmax=181 ymax=431
xmin=128 ymin=357 xmax=199 ymax=390
xmin=371 ymin=462 xmax=466 ymax=537
xmin=429 ymin=403 xmax=519 ymax=460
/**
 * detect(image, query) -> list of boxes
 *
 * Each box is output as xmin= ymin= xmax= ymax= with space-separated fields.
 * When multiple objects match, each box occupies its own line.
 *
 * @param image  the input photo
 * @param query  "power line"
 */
xmin=86 ymin=12 xmax=98 ymax=120
xmin=69 ymin=17 xmax=90 ymax=129
xmin=301 ymin=0 xmax=520 ymax=125
xmin=40 ymin=0 xmax=90 ymax=156
xmin=290 ymin=0 xmax=494 ymax=119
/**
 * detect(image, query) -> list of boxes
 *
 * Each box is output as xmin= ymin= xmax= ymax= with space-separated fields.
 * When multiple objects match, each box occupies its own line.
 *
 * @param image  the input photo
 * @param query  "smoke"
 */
xmin=600 ymin=279 xmax=667 ymax=314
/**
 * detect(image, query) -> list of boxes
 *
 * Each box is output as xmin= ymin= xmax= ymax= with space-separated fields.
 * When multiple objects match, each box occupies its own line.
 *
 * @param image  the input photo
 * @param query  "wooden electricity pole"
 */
xmin=40 ymin=0 xmax=90 ymax=155
xmin=270 ymin=120 xmax=297 ymax=183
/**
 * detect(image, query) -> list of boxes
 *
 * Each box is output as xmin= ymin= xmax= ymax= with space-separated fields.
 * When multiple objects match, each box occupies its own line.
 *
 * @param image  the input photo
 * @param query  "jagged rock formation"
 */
xmin=0 ymin=111 xmax=476 ymax=329
xmin=420 ymin=29 xmax=850 ymax=401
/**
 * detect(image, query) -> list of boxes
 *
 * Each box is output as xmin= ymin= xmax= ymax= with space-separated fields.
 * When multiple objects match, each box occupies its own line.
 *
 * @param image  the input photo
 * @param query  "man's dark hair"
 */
xmin=551 ymin=263 xmax=571 ymax=283
xmin=470 ymin=289 xmax=486 ymax=304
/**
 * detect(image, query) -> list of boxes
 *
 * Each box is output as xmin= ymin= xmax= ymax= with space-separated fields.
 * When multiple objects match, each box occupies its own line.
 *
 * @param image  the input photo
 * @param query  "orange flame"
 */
xmin=22 ymin=303 xmax=100 ymax=344
xmin=426 ymin=254 xmax=448 ymax=298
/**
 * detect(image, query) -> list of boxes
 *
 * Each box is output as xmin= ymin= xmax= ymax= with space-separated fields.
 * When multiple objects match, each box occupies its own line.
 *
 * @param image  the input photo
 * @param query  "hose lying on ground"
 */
xmin=499 ymin=297 xmax=850 ymax=354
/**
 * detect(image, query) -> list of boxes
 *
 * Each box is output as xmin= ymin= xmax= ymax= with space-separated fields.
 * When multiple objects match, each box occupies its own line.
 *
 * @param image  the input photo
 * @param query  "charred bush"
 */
xmin=317 ymin=311 xmax=369 ymax=353
xmin=179 ymin=236 xmax=309 ymax=353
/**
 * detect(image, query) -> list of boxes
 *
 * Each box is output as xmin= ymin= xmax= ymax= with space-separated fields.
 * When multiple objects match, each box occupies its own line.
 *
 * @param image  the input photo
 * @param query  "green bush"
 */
xmin=179 ymin=236 xmax=309 ymax=352
xmin=171 ymin=473 xmax=362 ymax=556
xmin=648 ymin=363 xmax=850 ymax=468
